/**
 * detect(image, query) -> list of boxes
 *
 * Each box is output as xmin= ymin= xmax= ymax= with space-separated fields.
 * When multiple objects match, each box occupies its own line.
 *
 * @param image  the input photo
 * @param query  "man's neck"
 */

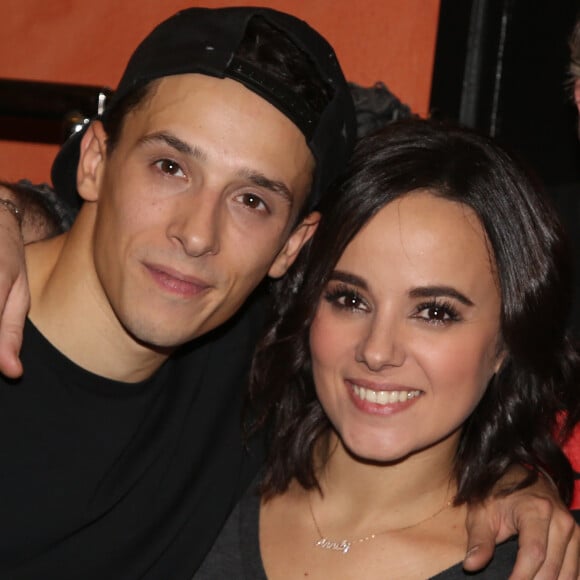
xmin=25 ymin=220 xmax=171 ymax=383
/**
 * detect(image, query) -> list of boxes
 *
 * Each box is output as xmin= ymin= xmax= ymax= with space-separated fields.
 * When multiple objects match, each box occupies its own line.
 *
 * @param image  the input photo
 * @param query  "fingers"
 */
xmin=506 ymin=496 xmax=553 ymax=579
xmin=464 ymin=501 xmax=506 ymax=572
xmin=0 ymin=347 xmax=23 ymax=380
xmin=463 ymin=466 xmax=580 ymax=579
xmin=463 ymin=491 xmax=579 ymax=579
xmin=0 ymin=223 xmax=29 ymax=379
xmin=463 ymin=536 xmax=498 ymax=572
xmin=0 ymin=273 xmax=29 ymax=379
xmin=513 ymin=510 xmax=578 ymax=580
xmin=506 ymin=497 xmax=579 ymax=580
xmin=552 ymin=521 xmax=580 ymax=580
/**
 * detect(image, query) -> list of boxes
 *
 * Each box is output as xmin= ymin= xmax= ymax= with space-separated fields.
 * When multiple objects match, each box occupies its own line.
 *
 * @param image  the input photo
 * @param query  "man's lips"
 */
xmin=145 ymin=264 xmax=212 ymax=297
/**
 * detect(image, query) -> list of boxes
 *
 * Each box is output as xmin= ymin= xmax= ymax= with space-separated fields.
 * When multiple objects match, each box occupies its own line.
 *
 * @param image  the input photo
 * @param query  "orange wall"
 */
xmin=0 ymin=0 xmax=440 ymax=184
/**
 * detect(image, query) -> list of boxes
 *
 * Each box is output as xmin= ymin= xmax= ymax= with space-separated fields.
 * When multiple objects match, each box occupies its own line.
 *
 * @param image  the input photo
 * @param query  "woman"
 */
xmin=196 ymin=119 xmax=580 ymax=578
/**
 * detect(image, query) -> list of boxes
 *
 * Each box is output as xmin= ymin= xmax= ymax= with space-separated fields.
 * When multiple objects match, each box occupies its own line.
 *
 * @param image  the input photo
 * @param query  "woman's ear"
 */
xmin=493 ymin=347 xmax=507 ymax=376
xmin=76 ymin=121 xmax=108 ymax=202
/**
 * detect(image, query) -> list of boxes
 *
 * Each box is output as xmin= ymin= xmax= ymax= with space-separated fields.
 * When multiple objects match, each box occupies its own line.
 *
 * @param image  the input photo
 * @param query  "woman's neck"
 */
xmin=259 ymin=429 xmax=468 ymax=580
xmin=310 ymin=430 xmax=459 ymax=532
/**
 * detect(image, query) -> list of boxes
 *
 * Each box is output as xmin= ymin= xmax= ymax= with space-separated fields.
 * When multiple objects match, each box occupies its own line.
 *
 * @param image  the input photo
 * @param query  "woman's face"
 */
xmin=309 ymin=190 xmax=503 ymax=463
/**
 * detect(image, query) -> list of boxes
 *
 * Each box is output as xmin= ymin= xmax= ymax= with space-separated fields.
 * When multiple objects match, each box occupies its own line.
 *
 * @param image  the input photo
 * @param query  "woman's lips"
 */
xmin=346 ymin=379 xmax=423 ymax=414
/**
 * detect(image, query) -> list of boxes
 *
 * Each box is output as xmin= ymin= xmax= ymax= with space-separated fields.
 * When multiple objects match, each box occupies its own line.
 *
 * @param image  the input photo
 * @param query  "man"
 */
xmin=0 ymin=6 xmax=576 ymax=580
xmin=0 ymin=8 xmax=351 ymax=578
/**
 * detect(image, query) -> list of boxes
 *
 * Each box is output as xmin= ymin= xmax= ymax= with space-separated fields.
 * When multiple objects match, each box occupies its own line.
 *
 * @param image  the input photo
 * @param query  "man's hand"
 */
xmin=464 ymin=474 xmax=579 ymax=579
xmin=0 ymin=205 xmax=29 ymax=378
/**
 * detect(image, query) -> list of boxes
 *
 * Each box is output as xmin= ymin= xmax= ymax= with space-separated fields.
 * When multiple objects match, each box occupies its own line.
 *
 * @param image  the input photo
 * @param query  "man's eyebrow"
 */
xmin=238 ymin=169 xmax=292 ymax=203
xmin=138 ymin=132 xmax=207 ymax=161
xmin=329 ymin=270 xmax=368 ymax=291
xmin=409 ymin=286 xmax=474 ymax=306
xmin=137 ymin=132 xmax=293 ymax=202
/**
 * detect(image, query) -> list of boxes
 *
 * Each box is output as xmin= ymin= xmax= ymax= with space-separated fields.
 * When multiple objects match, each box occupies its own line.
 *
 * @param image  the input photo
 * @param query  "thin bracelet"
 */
xmin=0 ymin=198 xmax=23 ymax=225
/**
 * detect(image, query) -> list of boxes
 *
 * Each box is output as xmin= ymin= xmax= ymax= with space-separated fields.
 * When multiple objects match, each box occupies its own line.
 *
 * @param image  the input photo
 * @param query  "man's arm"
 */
xmin=465 ymin=470 xmax=579 ymax=579
xmin=1 ymin=180 xmax=74 ymax=244
xmin=0 ymin=186 xmax=29 ymax=378
xmin=0 ymin=181 xmax=72 ymax=378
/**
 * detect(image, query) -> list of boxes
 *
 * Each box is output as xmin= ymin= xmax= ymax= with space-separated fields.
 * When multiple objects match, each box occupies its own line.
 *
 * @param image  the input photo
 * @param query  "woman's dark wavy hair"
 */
xmin=250 ymin=118 xmax=580 ymax=505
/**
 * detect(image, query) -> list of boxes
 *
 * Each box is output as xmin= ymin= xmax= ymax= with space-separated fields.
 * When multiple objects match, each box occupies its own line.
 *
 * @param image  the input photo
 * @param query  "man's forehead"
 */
xmin=136 ymin=73 xmax=303 ymax=131
xmin=119 ymin=74 xmax=315 ymax=209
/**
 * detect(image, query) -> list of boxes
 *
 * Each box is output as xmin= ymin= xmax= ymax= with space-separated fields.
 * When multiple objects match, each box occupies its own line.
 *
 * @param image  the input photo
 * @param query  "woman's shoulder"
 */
xmin=430 ymin=537 xmax=518 ymax=579
xmin=193 ymin=481 xmax=266 ymax=580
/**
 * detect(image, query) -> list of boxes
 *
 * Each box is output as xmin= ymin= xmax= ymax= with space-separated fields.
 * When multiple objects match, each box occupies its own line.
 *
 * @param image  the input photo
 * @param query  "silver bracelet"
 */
xmin=0 ymin=198 xmax=23 ymax=225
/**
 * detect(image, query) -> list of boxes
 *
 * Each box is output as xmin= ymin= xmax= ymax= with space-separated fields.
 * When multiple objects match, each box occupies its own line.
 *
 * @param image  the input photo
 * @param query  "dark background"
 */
xmin=431 ymin=0 xmax=580 ymax=333
xmin=431 ymin=0 xmax=580 ymax=187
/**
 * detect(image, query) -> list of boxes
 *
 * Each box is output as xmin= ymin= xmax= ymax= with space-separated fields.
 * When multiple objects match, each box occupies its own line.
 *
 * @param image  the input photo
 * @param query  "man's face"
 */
xmin=77 ymin=73 xmax=317 ymax=349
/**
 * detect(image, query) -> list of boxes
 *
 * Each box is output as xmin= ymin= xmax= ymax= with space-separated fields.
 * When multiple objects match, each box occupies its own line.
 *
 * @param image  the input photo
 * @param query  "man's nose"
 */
xmin=168 ymin=189 xmax=221 ymax=257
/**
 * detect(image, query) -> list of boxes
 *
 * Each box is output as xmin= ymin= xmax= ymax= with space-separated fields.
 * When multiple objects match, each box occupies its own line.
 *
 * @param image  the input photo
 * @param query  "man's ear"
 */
xmin=268 ymin=211 xmax=321 ymax=279
xmin=575 ymin=79 xmax=580 ymax=114
xmin=76 ymin=121 xmax=108 ymax=202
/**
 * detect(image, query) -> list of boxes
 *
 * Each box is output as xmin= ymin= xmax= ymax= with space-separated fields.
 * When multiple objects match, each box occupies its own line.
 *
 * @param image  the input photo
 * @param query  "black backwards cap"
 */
xmin=51 ymin=6 xmax=357 ymax=210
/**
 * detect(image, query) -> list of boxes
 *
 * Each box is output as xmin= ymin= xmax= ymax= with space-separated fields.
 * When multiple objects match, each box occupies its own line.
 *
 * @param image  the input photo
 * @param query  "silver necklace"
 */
xmin=307 ymin=493 xmax=453 ymax=555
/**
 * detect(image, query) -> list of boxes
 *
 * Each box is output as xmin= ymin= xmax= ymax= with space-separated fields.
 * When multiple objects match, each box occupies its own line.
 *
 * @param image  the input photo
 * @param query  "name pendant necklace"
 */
xmin=307 ymin=493 xmax=453 ymax=555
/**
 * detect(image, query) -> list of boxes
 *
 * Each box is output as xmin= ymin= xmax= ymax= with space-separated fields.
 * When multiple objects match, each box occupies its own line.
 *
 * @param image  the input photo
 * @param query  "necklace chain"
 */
xmin=307 ymin=493 xmax=453 ymax=555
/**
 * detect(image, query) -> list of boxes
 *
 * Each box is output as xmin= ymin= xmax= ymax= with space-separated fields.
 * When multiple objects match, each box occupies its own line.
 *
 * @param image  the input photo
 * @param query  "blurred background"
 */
xmin=0 ymin=0 xmax=438 ymax=183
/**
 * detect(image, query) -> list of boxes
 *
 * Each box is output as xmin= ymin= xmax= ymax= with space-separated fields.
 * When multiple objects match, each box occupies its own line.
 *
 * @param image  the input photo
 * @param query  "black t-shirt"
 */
xmin=0 ymin=294 xmax=266 ymax=579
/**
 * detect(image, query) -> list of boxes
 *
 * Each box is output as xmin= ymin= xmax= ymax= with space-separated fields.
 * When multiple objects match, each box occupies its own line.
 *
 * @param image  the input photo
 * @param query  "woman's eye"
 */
xmin=154 ymin=159 xmax=185 ymax=177
xmin=339 ymin=294 xmax=363 ymax=310
xmin=324 ymin=287 xmax=370 ymax=312
xmin=425 ymin=306 xmax=449 ymax=321
xmin=416 ymin=302 xmax=459 ymax=325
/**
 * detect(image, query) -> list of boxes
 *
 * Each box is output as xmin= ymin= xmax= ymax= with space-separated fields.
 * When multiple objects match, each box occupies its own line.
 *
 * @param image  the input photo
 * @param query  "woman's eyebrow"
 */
xmin=409 ymin=286 xmax=474 ymax=306
xmin=329 ymin=270 xmax=368 ymax=291
xmin=329 ymin=273 xmax=474 ymax=307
